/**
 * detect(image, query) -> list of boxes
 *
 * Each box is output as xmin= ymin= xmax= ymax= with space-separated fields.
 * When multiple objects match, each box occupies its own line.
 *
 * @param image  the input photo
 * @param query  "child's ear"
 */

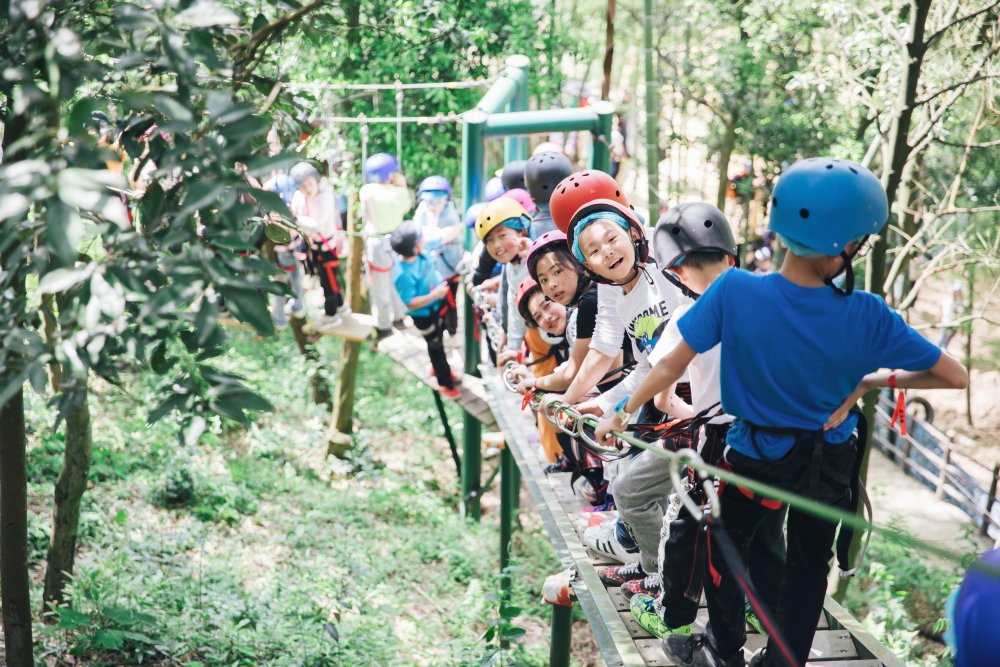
xmin=728 ymin=256 xmax=736 ymax=267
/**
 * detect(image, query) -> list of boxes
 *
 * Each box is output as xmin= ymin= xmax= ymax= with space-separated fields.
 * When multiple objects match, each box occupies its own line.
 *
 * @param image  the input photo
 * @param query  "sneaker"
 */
xmin=314 ymin=314 xmax=344 ymax=332
xmin=745 ymin=599 xmax=765 ymax=634
xmin=599 ymin=561 xmax=646 ymax=586
xmin=584 ymin=520 xmax=640 ymax=564
xmin=543 ymin=456 xmax=572 ymax=474
xmin=440 ymin=386 xmax=460 ymax=399
xmin=661 ymin=635 xmax=743 ymax=667
xmin=630 ymin=594 xmax=691 ymax=638
xmin=373 ymin=327 xmax=393 ymax=342
xmin=747 ymin=648 xmax=766 ymax=667
xmin=581 ymin=495 xmax=616 ymax=512
xmin=427 ymin=365 xmax=463 ymax=386
xmin=334 ymin=305 xmax=352 ymax=318
xmin=392 ymin=318 xmax=408 ymax=331
xmin=622 ymin=572 xmax=662 ymax=599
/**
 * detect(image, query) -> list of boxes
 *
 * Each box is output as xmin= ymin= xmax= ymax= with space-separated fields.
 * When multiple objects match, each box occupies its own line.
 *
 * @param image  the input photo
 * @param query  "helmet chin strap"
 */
xmin=662 ymin=269 xmax=700 ymax=300
xmin=825 ymin=235 xmax=868 ymax=296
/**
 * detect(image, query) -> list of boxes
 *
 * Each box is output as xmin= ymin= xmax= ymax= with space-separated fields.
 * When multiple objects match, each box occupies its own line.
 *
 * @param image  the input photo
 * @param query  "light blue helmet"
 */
xmin=484 ymin=176 xmax=506 ymax=201
xmin=769 ymin=158 xmax=888 ymax=257
xmin=418 ymin=175 xmax=452 ymax=198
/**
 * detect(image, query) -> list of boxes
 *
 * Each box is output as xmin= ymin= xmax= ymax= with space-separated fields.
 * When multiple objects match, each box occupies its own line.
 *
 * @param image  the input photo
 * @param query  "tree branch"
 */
xmin=924 ymin=0 xmax=1000 ymax=50
xmin=916 ymin=74 xmax=1000 ymax=106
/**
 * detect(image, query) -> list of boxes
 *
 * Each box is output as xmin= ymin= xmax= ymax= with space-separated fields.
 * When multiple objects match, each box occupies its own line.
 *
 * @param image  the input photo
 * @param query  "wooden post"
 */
xmin=981 ymin=463 xmax=1000 ymax=537
xmin=936 ymin=445 xmax=952 ymax=500
xmin=328 ymin=194 xmax=364 ymax=458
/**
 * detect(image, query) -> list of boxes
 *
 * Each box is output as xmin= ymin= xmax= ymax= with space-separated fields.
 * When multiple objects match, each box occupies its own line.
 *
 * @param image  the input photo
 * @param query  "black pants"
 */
xmin=412 ymin=312 xmax=454 ymax=390
xmin=443 ymin=277 xmax=459 ymax=336
xmin=658 ymin=424 xmax=787 ymax=628
xmin=312 ymin=246 xmax=344 ymax=316
xmin=704 ymin=437 xmax=858 ymax=665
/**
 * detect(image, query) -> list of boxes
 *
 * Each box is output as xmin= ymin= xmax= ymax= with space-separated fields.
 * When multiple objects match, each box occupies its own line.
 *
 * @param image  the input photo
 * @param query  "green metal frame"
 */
xmin=461 ymin=56 xmax=614 ymax=525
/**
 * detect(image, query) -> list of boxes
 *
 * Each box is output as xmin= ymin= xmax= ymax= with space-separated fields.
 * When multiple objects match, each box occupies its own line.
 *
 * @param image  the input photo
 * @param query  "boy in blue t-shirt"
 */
xmin=596 ymin=159 xmax=968 ymax=667
xmin=390 ymin=222 xmax=459 ymax=398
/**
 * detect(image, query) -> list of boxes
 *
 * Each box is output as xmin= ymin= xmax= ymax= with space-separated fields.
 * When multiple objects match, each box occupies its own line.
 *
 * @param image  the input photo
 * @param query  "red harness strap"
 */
xmin=888 ymin=371 xmax=907 ymax=436
xmin=322 ymin=259 xmax=341 ymax=294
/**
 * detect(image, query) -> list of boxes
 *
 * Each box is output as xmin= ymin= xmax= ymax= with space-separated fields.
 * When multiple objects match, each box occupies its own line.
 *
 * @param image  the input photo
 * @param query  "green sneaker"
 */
xmin=745 ymin=599 xmax=765 ymax=634
xmin=630 ymin=594 xmax=692 ymax=639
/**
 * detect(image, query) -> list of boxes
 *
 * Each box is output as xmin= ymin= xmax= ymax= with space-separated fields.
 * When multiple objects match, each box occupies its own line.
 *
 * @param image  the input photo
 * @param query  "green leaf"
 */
xmin=500 ymin=626 xmax=525 ymax=640
xmin=247 ymin=152 xmax=300 ymax=177
xmin=68 ymin=98 xmax=105 ymax=137
xmin=252 ymin=12 xmax=268 ymax=33
xmin=94 ymin=629 xmax=124 ymax=650
xmin=482 ymin=626 xmax=496 ymax=642
xmin=57 ymin=608 xmax=92 ymax=631
xmin=499 ymin=605 xmax=521 ymax=620
xmin=264 ymin=224 xmax=292 ymax=245
xmin=102 ymin=605 xmax=135 ymax=625
xmin=38 ymin=267 xmax=90 ymax=294
xmin=179 ymin=182 xmax=226 ymax=217
xmin=121 ymin=630 xmax=157 ymax=644
xmin=219 ymin=286 xmax=274 ymax=336
xmin=213 ymin=388 xmax=274 ymax=413
xmin=114 ymin=509 xmax=128 ymax=525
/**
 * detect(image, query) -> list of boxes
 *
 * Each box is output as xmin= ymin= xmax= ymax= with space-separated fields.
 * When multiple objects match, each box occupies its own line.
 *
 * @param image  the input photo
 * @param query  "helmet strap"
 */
xmin=662 ymin=269 xmax=700 ymax=300
xmin=825 ymin=235 xmax=869 ymax=296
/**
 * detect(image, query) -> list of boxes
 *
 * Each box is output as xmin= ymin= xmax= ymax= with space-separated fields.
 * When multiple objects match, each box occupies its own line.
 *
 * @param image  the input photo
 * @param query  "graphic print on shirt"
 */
xmin=628 ymin=301 xmax=670 ymax=354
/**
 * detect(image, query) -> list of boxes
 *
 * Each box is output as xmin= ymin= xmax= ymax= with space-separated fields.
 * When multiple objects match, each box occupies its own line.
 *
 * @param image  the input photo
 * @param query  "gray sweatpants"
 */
xmin=367 ymin=236 xmax=406 ymax=330
xmin=610 ymin=449 xmax=672 ymax=573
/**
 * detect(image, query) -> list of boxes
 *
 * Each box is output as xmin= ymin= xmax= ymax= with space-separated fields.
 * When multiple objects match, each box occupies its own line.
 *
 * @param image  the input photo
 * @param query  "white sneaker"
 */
xmin=584 ymin=520 xmax=640 ymax=564
xmin=334 ymin=305 xmax=352 ymax=318
xmin=314 ymin=314 xmax=344 ymax=332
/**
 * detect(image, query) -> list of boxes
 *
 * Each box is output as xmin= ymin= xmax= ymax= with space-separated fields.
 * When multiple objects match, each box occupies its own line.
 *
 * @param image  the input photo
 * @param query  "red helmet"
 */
xmin=549 ymin=170 xmax=641 ymax=243
xmin=516 ymin=276 xmax=542 ymax=325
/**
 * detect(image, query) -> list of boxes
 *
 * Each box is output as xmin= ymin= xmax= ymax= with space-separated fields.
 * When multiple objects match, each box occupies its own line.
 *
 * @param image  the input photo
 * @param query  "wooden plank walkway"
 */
xmin=482 ymin=369 xmax=904 ymax=667
xmin=377 ymin=328 xmax=497 ymax=428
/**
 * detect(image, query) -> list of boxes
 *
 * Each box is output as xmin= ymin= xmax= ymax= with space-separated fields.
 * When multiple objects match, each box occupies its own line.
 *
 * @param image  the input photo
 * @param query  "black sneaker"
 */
xmin=661 ymin=635 xmax=743 ymax=667
xmin=543 ymin=456 xmax=571 ymax=474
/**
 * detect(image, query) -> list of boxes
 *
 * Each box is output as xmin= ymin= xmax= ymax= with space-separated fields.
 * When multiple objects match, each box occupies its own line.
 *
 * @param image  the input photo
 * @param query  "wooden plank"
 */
xmin=744 ymin=630 xmax=857 ymax=660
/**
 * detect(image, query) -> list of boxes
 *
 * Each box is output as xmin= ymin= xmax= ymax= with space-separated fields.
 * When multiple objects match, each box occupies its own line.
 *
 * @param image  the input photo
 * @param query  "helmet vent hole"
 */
xmin=671 ymin=227 xmax=681 ymax=235
xmin=799 ymin=208 xmax=809 ymax=219
xmin=704 ymin=220 xmax=713 ymax=228
xmin=773 ymin=197 xmax=778 ymax=206
xmin=574 ymin=182 xmax=580 ymax=187
xmin=615 ymin=190 xmax=620 ymax=197
xmin=542 ymin=185 xmax=549 ymax=190
xmin=849 ymin=167 xmax=858 ymax=174
xmin=826 ymin=164 xmax=833 ymax=169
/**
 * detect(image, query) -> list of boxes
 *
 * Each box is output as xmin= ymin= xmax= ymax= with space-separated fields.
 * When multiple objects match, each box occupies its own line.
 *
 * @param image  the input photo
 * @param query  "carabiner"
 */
xmin=668 ymin=448 xmax=721 ymax=522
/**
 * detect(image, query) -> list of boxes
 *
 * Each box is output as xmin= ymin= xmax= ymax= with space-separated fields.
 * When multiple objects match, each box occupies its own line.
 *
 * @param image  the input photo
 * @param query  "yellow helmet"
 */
xmin=475 ymin=196 xmax=529 ymax=241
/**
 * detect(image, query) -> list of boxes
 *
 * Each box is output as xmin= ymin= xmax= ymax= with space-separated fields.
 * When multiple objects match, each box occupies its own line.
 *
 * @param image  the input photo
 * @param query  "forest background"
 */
xmin=0 ymin=0 xmax=997 ymax=665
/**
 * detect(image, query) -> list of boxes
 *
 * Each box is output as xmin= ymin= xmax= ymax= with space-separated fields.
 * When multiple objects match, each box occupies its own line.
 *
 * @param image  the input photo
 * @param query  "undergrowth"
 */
xmin=25 ymin=329 xmax=567 ymax=666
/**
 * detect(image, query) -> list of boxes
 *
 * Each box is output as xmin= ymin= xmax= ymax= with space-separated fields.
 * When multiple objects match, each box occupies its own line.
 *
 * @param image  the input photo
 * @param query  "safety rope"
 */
xmin=497 ymin=362 xmax=971 ymax=567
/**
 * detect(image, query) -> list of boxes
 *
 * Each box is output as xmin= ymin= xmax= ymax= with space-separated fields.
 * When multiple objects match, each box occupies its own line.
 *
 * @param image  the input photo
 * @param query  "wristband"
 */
xmin=888 ymin=372 xmax=898 ymax=390
xmin=614 ymin=395 xmax=632 ymax=424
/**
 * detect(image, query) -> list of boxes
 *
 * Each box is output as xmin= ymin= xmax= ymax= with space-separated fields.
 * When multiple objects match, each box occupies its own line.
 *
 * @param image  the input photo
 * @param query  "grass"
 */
xmin=25 ymin=328 xmax=574 ymax=666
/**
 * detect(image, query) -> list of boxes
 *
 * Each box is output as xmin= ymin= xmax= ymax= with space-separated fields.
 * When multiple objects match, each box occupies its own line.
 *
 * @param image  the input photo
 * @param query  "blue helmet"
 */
xmin=952 ymin=548 xmax=1000 ymax=667
xmin=418 ymin=175 xmax=452 ymax=198
xmin=364 ymin=152 xmax=398 ymax=183
xmin=484 ymin=176 xmax=506 ymax=201
xmin=769 ymin=158 xmax=888 ymax=257
xmin=464 ymin=202 xmax=487 ymax=228
xmin=289 ymin=161 xmax=320 ymax=187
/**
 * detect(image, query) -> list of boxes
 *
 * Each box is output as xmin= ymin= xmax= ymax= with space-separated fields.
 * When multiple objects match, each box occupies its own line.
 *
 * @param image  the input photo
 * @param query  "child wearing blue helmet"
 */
xmin=361 ymin=153 xmax=413 ymax=338
xmin=414 ymin=175 xmax=463 ymax=335
xmin=596 ymin=158 xmax=969 ymax=667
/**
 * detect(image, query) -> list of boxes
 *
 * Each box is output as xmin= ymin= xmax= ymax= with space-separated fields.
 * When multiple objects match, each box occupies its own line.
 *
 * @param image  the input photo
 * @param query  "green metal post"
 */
xmin=477 ymin=55 xmax=530 ymax=115
xmin=643 ymin=0 xmax=659 ymax=214
xmin=462 ymin=111 xmax=487 ymax=522
xmin=499 ymin=446 xmax=514 ymax=602
xmin=503 ymin=56 xmax=531 ymax=162
xmin=590 ymin=100 xmax=615 ymax=172
xmin=510 ymin=462 xmax=521 ymax=516
xmin=549 ymin=604 xmax=573 ymax=667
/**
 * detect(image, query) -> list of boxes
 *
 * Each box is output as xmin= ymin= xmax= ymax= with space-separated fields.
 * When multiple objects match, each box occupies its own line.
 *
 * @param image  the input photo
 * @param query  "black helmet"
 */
xmin=390 ymin=221 xmax=421 ymax=257
xmin=501 ymin=160 xmax=528 ymax=191
xmin=653 ymin=202 xmax=738 ymax=270
xmin=525 ymin=151 xmax=573 ymax=205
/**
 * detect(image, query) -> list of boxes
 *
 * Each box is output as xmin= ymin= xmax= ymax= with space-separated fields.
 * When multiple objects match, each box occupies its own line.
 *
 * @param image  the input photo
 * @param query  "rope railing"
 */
xmin=497 ymin=362 xmax=973 ymax=567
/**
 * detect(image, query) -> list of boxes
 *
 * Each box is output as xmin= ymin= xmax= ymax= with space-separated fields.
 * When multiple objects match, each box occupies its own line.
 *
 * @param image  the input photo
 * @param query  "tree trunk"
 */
xmin=329 ymin=195 xmax=365 ymax=458
xmin=715 ymin=117 xmax=737 ymax=211
xmin=0 ymin=389 xmax=33 ymax=666
xmin=42 ymin=384 xmax=92 ymax=610
xmin=600 ymin=0 xmax=617 ymax=100
xmin=289 ymin=316 xmax=333 ymax=408
xmin=837 ymin=0 xmax=933 ymax=602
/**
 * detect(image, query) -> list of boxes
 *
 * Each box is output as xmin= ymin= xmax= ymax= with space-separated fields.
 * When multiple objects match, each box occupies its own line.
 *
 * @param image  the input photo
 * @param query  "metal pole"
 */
xmin=461 ymin=111 xmax=487 ymax=522
xmin=394 ymin=83 xmax=404 ymax=170
xmin=590 ymin=100 xmax=615 ymax=172
xmin=504 ymin=56 xmax=530 ymax=161
xmin=549 ymin=604 xmax=573 ymax=667
xmin=500 ymin=446 xmax=514 ymax=603
xmin=643 ymin=0 xmax=659 ymax=215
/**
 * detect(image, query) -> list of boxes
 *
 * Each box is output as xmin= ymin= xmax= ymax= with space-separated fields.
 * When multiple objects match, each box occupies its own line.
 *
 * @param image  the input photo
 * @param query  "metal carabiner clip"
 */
xmin=576 ymin=414 xmax=625 ymax=455
xmin=554 ymin=404 xmax=579 ymax=436
xmin=668 ymin=448 xmax=721 ymax=522
xmin=542 ymin=399 xmax=561 ymax=427
xmin=502 ymin=361 xmax=520 ymax=393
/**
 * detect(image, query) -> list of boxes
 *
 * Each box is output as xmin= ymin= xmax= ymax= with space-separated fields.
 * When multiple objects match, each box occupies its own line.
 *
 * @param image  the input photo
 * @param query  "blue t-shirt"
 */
xmin=393 ymin=254 xmax=444 ymax=318
xmin=677 ymin=270 xmax=941 ymax=460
